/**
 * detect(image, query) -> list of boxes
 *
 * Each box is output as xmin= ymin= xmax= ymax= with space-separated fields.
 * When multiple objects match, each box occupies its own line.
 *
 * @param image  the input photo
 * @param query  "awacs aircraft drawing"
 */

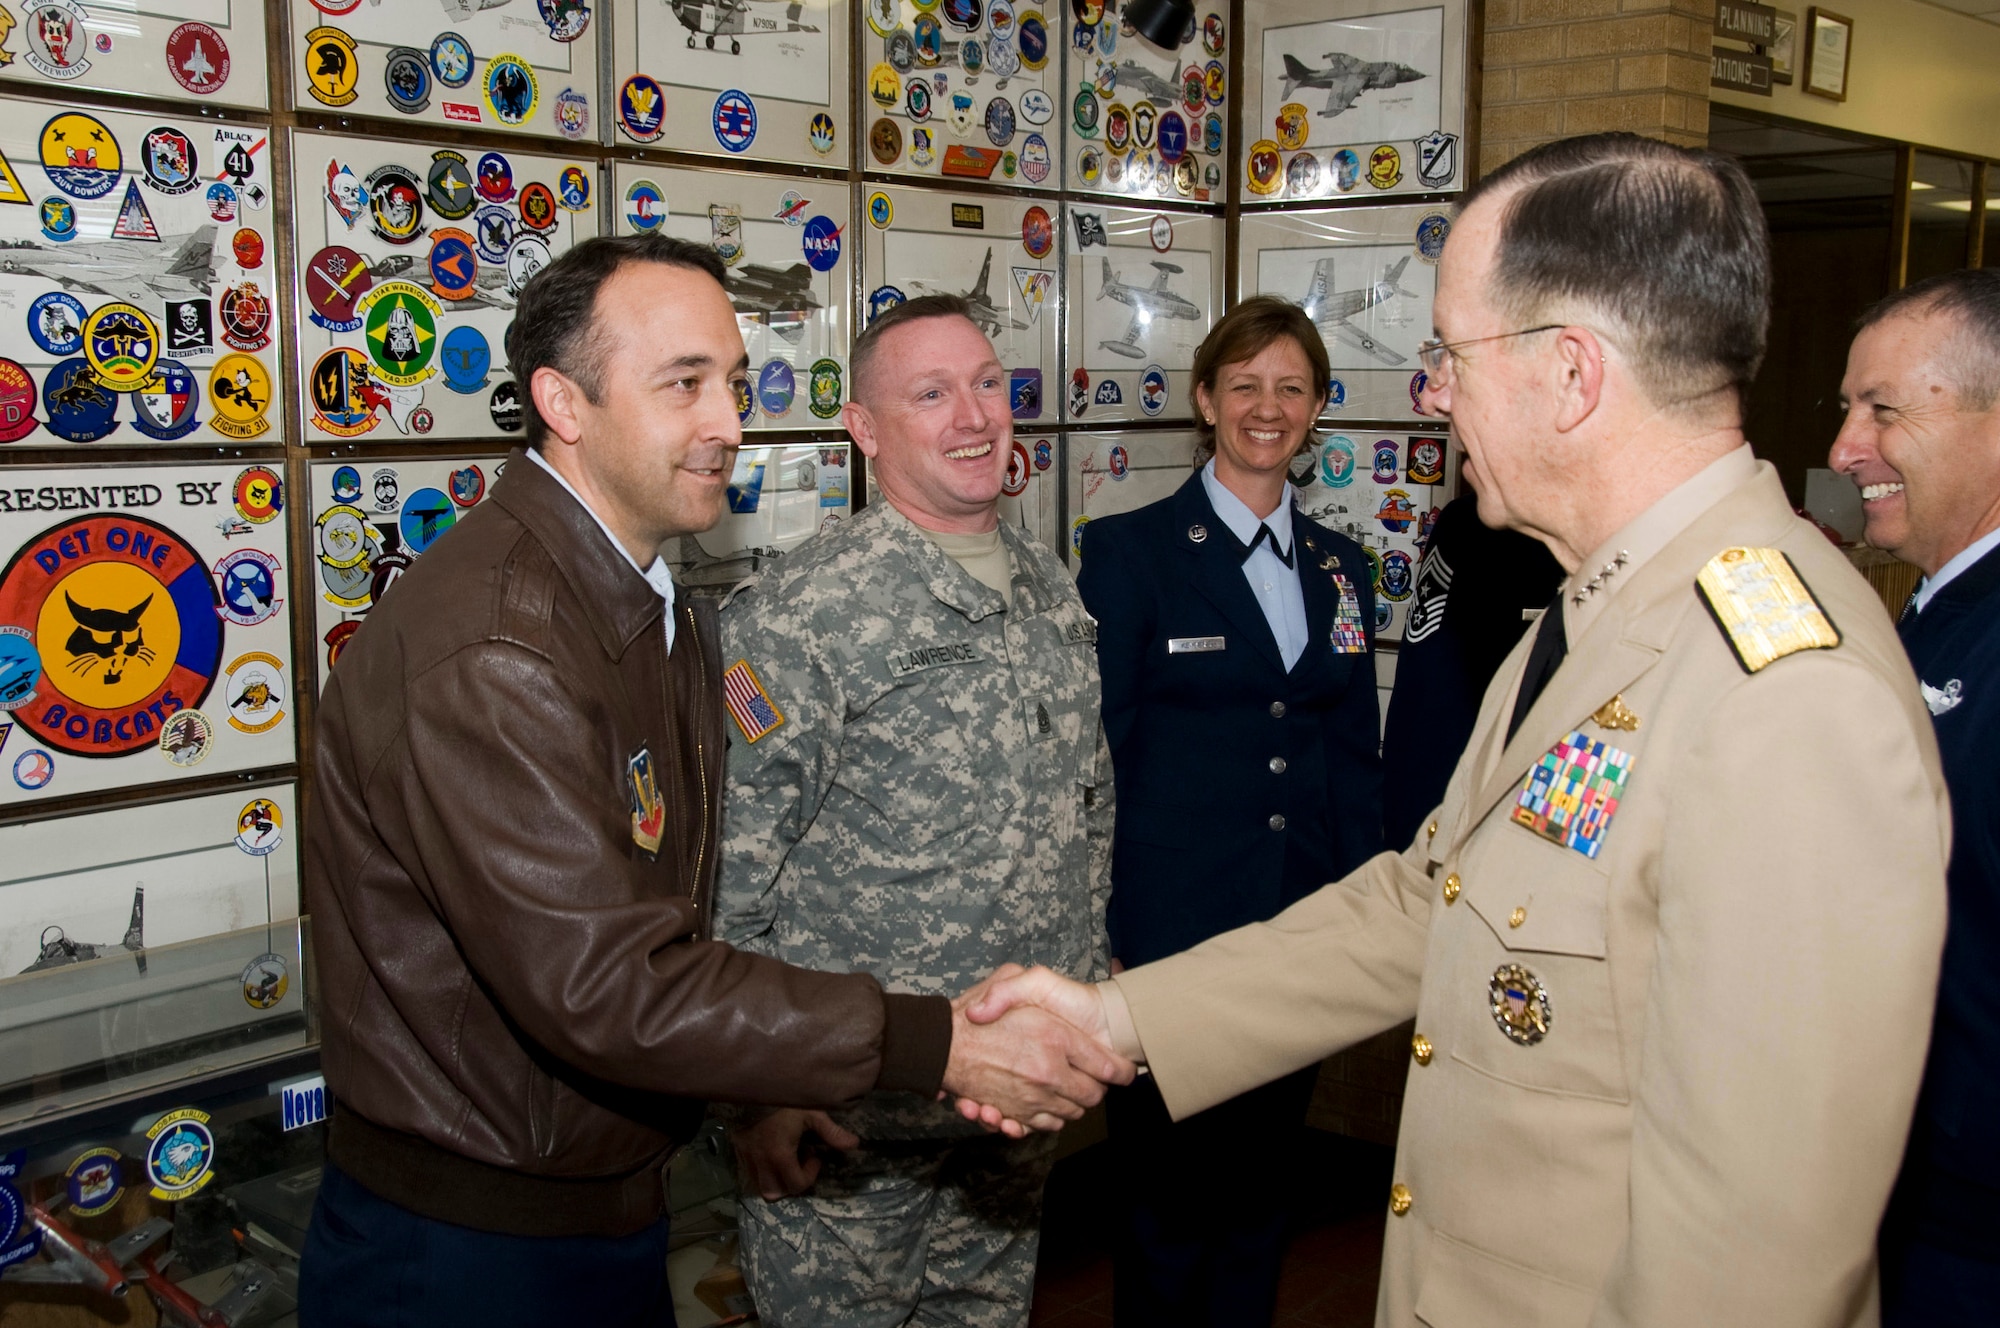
xmin=1280 ymin=52 xmax=1426 ymax=118
xmin=0 ymin=228 xmax=217 ymax=306
xmin=912 ymin=248 xmax=1028 ymax=337
xmin=1097 ymin=259 xmax=1201 ymax=360
xmin=672 ymin=0 xmax=821 ymax=53
xmin=726 ymin=262 xmax=823 ymax=342
xmin=364 ymin=251 xmax=517 ymax=311
xmin=1299 ymin=256 xmax=1416 ymax=366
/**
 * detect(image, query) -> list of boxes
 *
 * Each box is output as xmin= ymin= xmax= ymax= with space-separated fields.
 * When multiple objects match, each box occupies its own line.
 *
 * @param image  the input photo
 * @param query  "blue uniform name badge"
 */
xmin=1167 ymin=636 xmax=1224 ymax=654
xmin=628 ymin=747 xmax=665 ymax=859
xmin=722 ymin=659 xmax=785 ymax=743
xmin=1512 ymin=730 xmax=1634 ymax=859
xmin=1330 ymin=574 xmax=1368 ymax=654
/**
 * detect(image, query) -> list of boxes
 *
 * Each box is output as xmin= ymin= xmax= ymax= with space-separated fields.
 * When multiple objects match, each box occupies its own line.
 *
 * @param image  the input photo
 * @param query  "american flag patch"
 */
xmin=1512 ymin=730 xmax=1634 ymax=859
xmin=723 ymin=659 xmax=785 ymax=743
xmin=1330 ymin=574 xmax=1369 ymax=654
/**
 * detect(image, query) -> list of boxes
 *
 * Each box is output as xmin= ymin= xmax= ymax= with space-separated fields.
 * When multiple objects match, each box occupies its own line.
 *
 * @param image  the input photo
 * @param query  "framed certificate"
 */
xmin=1803 ymin=8 xmax=1852 ymax=102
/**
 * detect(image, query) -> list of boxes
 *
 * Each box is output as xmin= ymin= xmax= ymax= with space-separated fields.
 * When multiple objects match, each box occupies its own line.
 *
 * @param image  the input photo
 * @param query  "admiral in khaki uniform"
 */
xmin=963 ymin=135 xmax=1951 ymax=1326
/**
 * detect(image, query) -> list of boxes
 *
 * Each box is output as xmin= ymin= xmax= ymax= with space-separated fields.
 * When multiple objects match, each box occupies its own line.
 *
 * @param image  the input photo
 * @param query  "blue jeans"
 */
xmin=299 ymin=1162 xmax=678 ymax=1328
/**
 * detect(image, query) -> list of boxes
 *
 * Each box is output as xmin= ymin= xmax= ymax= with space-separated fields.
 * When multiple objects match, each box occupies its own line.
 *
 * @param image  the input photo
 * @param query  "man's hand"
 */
xmin=941 ymin=966 xmax=1133 ymax=1137
xmin=730 ymin=1108 xmax=860 ymax=1200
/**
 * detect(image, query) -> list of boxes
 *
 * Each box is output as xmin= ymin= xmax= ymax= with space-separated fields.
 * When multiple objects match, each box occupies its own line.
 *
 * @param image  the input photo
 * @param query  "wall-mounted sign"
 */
xmin=1711 ymin=48 xmax=1773 ymax=94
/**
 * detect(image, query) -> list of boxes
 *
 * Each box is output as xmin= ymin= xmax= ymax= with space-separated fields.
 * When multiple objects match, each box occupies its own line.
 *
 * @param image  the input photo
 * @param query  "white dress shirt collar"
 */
xmin=1200 ymin=460 xmax=1294 ymax=557
xmin=526 ymin=446 xmax=678 ymax=650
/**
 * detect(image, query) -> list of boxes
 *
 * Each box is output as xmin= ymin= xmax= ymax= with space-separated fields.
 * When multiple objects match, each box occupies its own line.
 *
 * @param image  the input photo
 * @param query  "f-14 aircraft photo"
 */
xmin=671 ymin=0 xmax=821 ymax=53
xmin=1299 ymin=255 xmax=1416 ymax=366
xmin=1097 ymin=259 xmax=1201 ymax=359
xmin=0 ymin=227 xmax=217 ymax=307
xmin=1280 ymin=52 xmax=1426 ymax=117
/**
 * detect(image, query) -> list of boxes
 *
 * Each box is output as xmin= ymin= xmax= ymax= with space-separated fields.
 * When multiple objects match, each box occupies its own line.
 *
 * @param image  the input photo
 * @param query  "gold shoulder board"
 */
xmin=1695 ymin=547 xmax=1841 ymax=673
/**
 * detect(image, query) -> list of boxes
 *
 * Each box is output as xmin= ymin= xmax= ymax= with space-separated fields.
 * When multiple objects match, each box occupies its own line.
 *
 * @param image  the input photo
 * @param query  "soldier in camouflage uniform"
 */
xmin=715 ymin=296 xmax=1113 ymax=1328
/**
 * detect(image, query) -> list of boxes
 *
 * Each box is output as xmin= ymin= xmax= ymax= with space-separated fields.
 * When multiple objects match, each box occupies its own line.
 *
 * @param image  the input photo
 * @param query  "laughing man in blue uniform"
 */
xmin=1834 ymin=268 xmax=2000 ymax=1328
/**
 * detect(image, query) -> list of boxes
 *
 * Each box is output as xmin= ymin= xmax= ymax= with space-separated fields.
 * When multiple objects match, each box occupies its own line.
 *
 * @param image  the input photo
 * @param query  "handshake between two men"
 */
xmin=733 ymin=964 xmax=1121 ymax=1202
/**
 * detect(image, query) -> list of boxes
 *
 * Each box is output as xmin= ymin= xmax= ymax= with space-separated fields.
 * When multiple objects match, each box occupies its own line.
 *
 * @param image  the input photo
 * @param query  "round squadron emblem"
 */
xmin=241 ymin=952 xmax=290 ymax=1008
xmin=356 ymin=281 xmax=442 ymax=386
xmin=82 ymin=303 xmax=158 ymax=391
xmin=0 ymin=515 xmax=224 ymax=759
xmin=144 ymin=1109 xmax=216 ymax=1201
xmin=1490 ymin=963 xmax=1552 ymax=1045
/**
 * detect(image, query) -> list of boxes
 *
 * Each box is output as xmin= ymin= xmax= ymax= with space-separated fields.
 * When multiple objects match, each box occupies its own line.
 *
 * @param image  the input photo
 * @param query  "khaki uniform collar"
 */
xmin=1558 ymin=445 xmax=1759 ymax=646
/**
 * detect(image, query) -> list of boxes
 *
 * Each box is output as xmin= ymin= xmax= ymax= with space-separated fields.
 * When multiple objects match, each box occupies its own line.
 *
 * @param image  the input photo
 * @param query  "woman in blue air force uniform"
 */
xmin=1076 ymin=297 xmax=1384 ymax=1328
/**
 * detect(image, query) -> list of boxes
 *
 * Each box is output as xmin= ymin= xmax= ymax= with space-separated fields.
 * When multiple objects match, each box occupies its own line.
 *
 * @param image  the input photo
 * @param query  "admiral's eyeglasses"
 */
xmin=1416 ymin=325 xmax=1565 ymax=380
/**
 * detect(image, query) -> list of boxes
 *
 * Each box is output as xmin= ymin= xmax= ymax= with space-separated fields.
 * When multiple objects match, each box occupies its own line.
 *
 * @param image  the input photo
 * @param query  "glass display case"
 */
xmin=0 ymin=918 xmax=321 ymax=1327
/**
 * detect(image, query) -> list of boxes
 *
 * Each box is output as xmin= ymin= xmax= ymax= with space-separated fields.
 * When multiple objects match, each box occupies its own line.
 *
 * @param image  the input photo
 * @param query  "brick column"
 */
xmin=1478 ymin=0 xmax=1714 ymax=176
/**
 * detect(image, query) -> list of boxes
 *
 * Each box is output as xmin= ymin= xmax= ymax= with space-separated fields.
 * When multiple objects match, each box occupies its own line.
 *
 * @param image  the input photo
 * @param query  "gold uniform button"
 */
xmin=1427 ymin=819 xmax=1438 ymax=841
xmin=1410 ymin=1033 xmax=1433 ymax=1065
xmin=1442 ymin=873 xmax=1461 ymax=904
xmin=1389 ymin=1182 xmax=1413 ymax=1216
xmin=1509 ymin=906 xmax=1527 ymax=928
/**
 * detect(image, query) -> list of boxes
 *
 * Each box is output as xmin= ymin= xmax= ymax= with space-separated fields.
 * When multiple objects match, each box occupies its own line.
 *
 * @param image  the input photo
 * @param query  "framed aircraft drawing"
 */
xmin=1064 ymin=0 xmax=1228 ymax=203
xmin=1242 ymin=0 xmax=1467 ymax=203
xmin=611 ymin=0 xmax=850 ymax=168
xmin=0 ymin=95 xmax=281 ymax=448
xmin=998 ymin=431 xmax=1058 ymax=552
xmin=1063 ymin=429 xmax=1197 ymax=564
xmin=860 ymin=0 xmax=1065 ymax=190
xmin=0 ymin=781 xmax=300 ymax=978
xmin=669 ymin=441 xmax=851 ymax=589
xmin=611 ymin=164 xmax=850 ymax=432
xmin=1290 ymin=429 xmax=1443 ymax=640
xmin=291 ymin=130 xmax=602 ymax=445
xmin=290 ymin=0 xmax=600 ymax=143
xmin=1239 ymin=203 xmax=1452 ymax=423
xmin=0 ymin=3 xmax=268 ymax=110
xmin=0 ymin=461 xmax=297 ymax=809
xmin=308 ymin=455 xmax=505 ymax=692
xmin=1064 ymin=205 xmax=1219 ymax=425
xmin=861 ymin=185 xmax=1059 ymax=426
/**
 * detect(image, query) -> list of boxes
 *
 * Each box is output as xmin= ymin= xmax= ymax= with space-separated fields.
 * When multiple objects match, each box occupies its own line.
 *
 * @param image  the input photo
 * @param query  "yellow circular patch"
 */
xmin=39 ymin=111 xmax=121 ymax=178
xmin=38 ymin=560 xmax=180 ymax=712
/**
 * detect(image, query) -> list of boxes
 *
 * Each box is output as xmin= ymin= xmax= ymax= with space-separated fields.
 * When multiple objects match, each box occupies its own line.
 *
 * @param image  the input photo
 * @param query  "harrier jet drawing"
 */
xmin=1097 ymin=258 xmax=1201 ymax=360
xmin=1299 ymin=255 xmax=1416 ymax=366
xmin=911 ymin=248 xmax=1028 ymax=338
xmin=1279 ymin=52 xmax=1427 ymax=118
xmin=725 ymin=262 xmax=824 ymax=342
xmin=671 ymin=0 xmax=821 ymax=53
xmin=0 ymin=228 xmax=218 ymax=306
xmin=1110 ymin=59 xmax=1183 ymax=105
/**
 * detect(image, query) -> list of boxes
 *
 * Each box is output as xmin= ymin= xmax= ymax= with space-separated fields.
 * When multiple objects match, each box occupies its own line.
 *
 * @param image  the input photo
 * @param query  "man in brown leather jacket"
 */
xmin=298 ymin=234 xmax=1130 ymax=1328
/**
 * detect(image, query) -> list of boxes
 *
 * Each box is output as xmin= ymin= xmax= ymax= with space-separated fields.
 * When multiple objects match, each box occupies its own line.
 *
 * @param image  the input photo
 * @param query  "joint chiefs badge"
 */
xmin=240 ymin=951 xmax=290 ymax=1008
xmin=223 ymin=651 xmax=285 ymax=735
xmin=0 ymin=516 xmax=225 ymax=760
xmin=144 ymin=1108 xmax=216 ymax=1202
xmin=627 ymin=746 xmax=665 ymax=858
xmin=1490 ymin=963 xmax=1551 ymax=1046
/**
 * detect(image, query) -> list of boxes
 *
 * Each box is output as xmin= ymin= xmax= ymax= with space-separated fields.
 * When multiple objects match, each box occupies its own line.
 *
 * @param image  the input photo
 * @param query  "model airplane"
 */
xmin=1300 ymin=256 xmax=1416 ymax=366
xmin=725 ymin=262 xmax=823 ymax=342
xmin=1097 ymin=258 xmax=1201 ymax=359
xmin=912 ymin=248 xmax=1028 ymax=337
xmin=671 ymin=0 xmax=819 ymax=53
xmin=2 ymin=1208 xmax=169 ymax=1296
xmin=20 ymin=887 xmax=145 ymax=975
xmin=0 ymin=228 xmax=217 ymax=306
xmin=1279 ymin=52 xmax=1426 ymax=118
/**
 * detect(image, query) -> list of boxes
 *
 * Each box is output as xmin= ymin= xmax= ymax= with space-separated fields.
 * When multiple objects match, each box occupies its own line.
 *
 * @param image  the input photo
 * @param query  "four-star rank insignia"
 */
xmin=627 ymin=746 xmax=664 ymax=858
xmin=1513 ymin=730 xmax=1633 ymax=860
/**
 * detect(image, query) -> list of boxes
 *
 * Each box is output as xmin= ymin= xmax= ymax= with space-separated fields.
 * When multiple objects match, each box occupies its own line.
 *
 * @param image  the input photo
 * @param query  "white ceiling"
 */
xmin=1914 ymin=0 xmax=2000 ymax=26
